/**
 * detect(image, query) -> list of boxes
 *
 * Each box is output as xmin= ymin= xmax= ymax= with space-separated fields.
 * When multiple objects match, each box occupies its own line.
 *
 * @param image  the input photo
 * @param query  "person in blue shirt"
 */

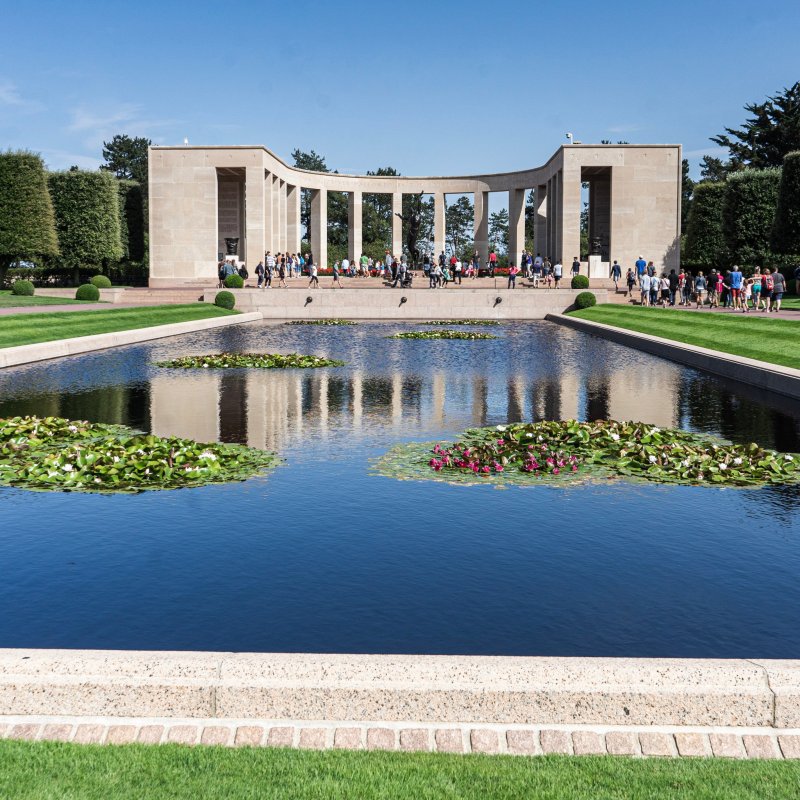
xmin=729 ymin=265 xmax=744 ymax=310
xmin=635 ymin=256 xmax=647 ymax=284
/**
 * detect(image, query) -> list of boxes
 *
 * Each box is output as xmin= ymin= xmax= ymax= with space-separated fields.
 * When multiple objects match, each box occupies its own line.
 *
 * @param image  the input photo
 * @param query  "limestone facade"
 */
xmin=148 ymin=144 xmax=681 ymax=287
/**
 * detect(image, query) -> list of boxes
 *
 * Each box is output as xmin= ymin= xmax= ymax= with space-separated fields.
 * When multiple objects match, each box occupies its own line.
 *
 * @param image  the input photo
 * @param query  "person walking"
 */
xmin=668 ymin=269 xmax=679 ymax=306
xmin=571 ymin=256 xmax=580 ymax=279
xmin=611 ymin=260 xmax=621 ymax=292
xmin=729 ymin=264 xmax=744 ymax=310
xmin=507 ymin=263 xmax=519 ymax=289
xmin=626 ymin=267 xmax=636 ymax=298
xmin=694 ymin=271 xmax=706 ymax=308
xmin=277 ymin=255 xmax=288 ymax=288
xmin=255 ymin=260 xmax=265 ymax=288
xmin=332 ymin=260 xmax=344 ymax=288
xmin=308 ymin=260 xmax=319 ymax=288
xmin=635 ymin=255 xmax=647 ymax=285
xmin=553 ymin=259 xmax=563 ymax=288
xmin=454 ymin=258 xmax=462 ymax=285
xmin=488 ymin=250 xmax=497 ymax=277
xmin=771 ymin=268 xmax=786 ymax=312
xmin=640 ymin=271 xmax=651 ymax=306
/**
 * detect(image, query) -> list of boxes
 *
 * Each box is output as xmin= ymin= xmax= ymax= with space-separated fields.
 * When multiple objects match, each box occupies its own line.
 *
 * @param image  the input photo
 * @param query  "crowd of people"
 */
xmin=623 ymin=256 xmax=793 ymax=313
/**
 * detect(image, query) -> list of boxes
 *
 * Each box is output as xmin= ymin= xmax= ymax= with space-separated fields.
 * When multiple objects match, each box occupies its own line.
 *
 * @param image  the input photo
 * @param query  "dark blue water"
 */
xmin=1 ymin=321 xmax=799 ymax=657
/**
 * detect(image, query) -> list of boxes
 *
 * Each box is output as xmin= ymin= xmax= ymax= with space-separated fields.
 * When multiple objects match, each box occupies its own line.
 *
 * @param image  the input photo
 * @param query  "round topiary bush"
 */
xmin=574 ymin=291 xmax=597 ymax=309
xmin=571 ymin=274 xmax=589 ymax=289
xmin=215 ymin=291 xmax=235 ymax=310
xmin=75 ymin=283 xmax=100 ymax=301
xmin=224 ymin=274 xmax=244 ymax=289
xmin=11 ymin=280 xmax=35 ymax=296
xmin=90 ymin=274 xmax=112 ymax=289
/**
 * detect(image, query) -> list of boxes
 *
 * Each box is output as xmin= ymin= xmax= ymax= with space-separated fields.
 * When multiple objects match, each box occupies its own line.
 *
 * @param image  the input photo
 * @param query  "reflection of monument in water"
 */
xmin=147 ymin=362 xmax=684 ymax=449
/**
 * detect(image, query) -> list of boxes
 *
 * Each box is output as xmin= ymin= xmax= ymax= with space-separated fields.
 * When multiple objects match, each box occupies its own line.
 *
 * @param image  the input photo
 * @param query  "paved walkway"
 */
xmin=2 ymin=715 xmax=798 ymax=759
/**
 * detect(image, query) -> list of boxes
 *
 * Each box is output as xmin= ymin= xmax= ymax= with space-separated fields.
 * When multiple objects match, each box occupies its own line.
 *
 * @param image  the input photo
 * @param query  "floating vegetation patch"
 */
xmin=286 ymin=319 xmax=357 ymax=326
xmin=423 ymin=319 xmax=500 ymax=326
xmin=387 ymin=330 xmax=498 ymax=340
xmin=0 ymin=416 xmax=280 ymax=494
xmin=374 ymin=419 xmax=800 ymax=488
xmin=156 ymin=353 xmax=345 ymax=369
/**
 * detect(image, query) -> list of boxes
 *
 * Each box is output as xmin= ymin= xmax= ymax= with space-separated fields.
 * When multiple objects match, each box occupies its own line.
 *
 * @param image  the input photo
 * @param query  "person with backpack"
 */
xmin=255 ymin=260 xmax=265 ymax=288
xmin=238 ymin=262 xmax=249 ymax=283
xmin=694 ymin=271 xmax=707 ymax=309
xmin=611 ymin=260 xmax=621 ymax=292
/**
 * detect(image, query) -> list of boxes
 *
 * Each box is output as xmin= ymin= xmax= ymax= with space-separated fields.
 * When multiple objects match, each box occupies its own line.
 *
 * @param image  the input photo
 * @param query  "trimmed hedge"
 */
xmin=723 ymin=168 xmax=781 ymax=265
xmin=574 ymin=291 xmax=596 ymax=309
xmin=684 ymin=182 xmax=727 ymax=266
xmin=90 ymin=274 xmax=112 ymax=288
xmin=117 ymin=179 xmax=146 ymax=263
xmin=571 ymin=274 xmax=589 ymax=289
xmin=11 ymin=279 xmax=34 ymax=296
xmin=772 ymin=151 xmax=800 ymax=255
xmin=75 ymin=283 xmax=100 ymax=301
xmin=215 ymin=291 xmax=235 ymax=310
xmin=223 ymin=274 xmax=244 ymax=289
xmin=48 ymin=170 xmax=122 ymax=270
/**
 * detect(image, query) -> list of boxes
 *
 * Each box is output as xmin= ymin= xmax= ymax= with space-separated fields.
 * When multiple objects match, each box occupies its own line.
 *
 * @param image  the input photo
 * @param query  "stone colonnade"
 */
xmin=148 ymin=144 xmax=682 ymax=287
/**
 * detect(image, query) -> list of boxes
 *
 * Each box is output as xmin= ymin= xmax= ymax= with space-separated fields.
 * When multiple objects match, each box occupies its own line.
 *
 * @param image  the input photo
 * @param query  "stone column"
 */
xmin=310 ymin=188 xmax=327 ymax=269
xmin=244 ymin=166 xmax=265 ymax=270
xmin=473 ymin=190 xmax=489 ymax=266
xmin=348 ymin=190 xmax=362 ymax=262
xmin=559 ymin=168 xmax=582 ymax=267
xmin=535 ymin=183 xmax=547 ymax=258
xmin=286 ymin=184 xmax=301 ymax=254
xmin=391 ymin=192 xmax=403 ymax=259
xmin=279 ymin=180 xmax=287 ymax=252
xmin=547 ymin=178 xmax=555 ymax=260
xmin=264 ymin=173 xmax=273 ymax=254
xmin=433 ymin=192 xmax=446 ymax=257
xmin=508 ymin=188 xmax=525 ymax=268
xmin=271 ymin=175 xmax=280 ymax=253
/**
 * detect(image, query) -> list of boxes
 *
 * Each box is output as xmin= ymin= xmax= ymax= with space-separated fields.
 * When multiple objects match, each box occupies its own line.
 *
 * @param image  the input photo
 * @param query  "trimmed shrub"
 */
xmin=75 ymin=283 xmax=100 ymax=301
xmin=223 ymin=273 xmax=244 ymax=289
xmin=772 ymin=151 xmax=800 ymax=255
xmin=723 ymin=168 xmax=781 ymax=265
xmin=11 ymin=279 xmax=34 ymax=296
xmin=574 ymin=291 xmax=596 ymax=309
xmin=215 ymin=291 xmax=235 ymax=310
xmin=48 ymin=170 xmax=123 ymax=272
xmin=90 ymin=274 xmax=112 ymax=288
xmin=571 ymin=274 xmax=589 ymax=289
xmin=684 ymin=182 xmax=727 ymax=267
xmin=0 ymin=151 xmax=59 ymax=281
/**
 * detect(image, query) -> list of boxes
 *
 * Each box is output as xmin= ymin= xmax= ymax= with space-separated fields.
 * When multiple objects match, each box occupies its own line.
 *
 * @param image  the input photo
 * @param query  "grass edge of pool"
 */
xmin=1 ymin=739 xmax=799 ymax=800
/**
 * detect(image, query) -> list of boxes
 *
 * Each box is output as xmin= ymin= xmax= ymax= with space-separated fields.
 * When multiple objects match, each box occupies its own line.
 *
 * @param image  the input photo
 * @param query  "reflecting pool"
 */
xmin=1 ymin=321 xmax=798 ymax=657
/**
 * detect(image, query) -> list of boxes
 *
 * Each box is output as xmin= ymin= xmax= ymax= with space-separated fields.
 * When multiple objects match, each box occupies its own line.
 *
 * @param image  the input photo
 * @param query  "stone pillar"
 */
xmin=473 ymin=190 xmax=489 ymax=266
xmin=286 ymin=184 xmax=301 ymax=254
xmin=279 ymin=180 xmax=287 ymax=252
xmin=560 ymin=168 xmax=581 ymax=268
xmin=547 ymin=178 xmax=555 ymax=260
xmin=264 ymin=173 xmax=273 ymax=253
xmin=310 ymin=188 xmax=327 ymax=269
xmin=508 ymin=188 xmax=525 ymax=268
xmin=433 ymin=192 xmax=446 ymax=257
xmin=348 ymin=190 xmax=362 ymax=262
xmin=244 ymin=166 xmax=265 ymax=270
xmin=271 ymin=175 xmax=280 ymax=253
xmin=391 ymin=192 xmax=403 ymax=259
xmin=535 ymin=183 xmax=547 ymax=258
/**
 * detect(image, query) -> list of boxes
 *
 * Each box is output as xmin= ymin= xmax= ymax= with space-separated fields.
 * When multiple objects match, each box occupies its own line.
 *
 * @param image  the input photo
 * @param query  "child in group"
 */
xmin=694 ymin=272 xmax=707 ymax=308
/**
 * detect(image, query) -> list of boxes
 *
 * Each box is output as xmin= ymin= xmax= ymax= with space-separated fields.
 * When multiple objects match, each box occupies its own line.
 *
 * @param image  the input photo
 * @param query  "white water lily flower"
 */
xmin=203 ymin=364 xmax=209 ymax=369
xmin=199 ymin=451 xmax=217 ymax=461
xmin=68 ymin=425 xmax=78 ymax=433
xmin=62 ymin=464 xmax=73 ymax=472
xmin=94 ymin=478 xmax=101 ymax=483
xmin=651 ymin=427 xmax=660 ymax=433
xmin=733 ymin=457 xmax=742 ymax=465
xmin=113 ymin=456 xmax=120 ymax=463
xmin=719 ymin=463 xmax=727 ymax=470
xmin=611 ymin=433 xmax=620 ymax=441
xmin=682 ymin=459 xmax=690 ymax=467
xmin=144 ymin=468 xmax=150 ymax=475
xmin=496 ymin=425 xmax=507 ymax=432
xmin=648 ymin=455 xmax=657 ymax=463
xmin=526 ymin=433 xmax=533 ymax=438
xmin=786 ymin=455 xmax=794 ymax=462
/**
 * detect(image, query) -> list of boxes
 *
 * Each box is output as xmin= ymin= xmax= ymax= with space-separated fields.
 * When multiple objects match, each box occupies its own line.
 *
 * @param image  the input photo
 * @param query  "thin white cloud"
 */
xmin=0 ymin=79 xmax=44 ymax=112
xmin=67 ymin=104 xmax=180 ymax=150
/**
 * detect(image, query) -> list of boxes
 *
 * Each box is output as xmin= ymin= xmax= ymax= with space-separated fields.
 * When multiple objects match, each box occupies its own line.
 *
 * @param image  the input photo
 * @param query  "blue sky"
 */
xmin=2 ymin=0 xmax=798 ymax=187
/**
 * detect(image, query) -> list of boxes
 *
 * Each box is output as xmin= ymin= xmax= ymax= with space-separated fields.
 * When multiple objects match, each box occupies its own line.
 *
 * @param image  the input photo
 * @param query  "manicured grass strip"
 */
xmin=1 ymin=741 xmax=799 ymax=800
xmin=0 ymin=290 xmax=98 ymax=308
xmin=0 ymin=304 xmax=237 ymax=349
xmin=568 ymin=305 xmax=800 ymax=370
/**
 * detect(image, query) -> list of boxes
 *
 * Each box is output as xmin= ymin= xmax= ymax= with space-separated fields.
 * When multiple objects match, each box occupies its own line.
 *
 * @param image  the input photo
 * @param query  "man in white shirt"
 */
xmin=342 ymin=257 xmax=350 ymax=277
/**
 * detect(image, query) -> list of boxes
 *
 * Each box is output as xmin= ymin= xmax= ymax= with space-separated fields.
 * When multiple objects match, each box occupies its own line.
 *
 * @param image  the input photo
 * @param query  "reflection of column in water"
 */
xmin=431 ymin=372 xmax=445 ymax=425
xmin=530 ymin=379 xmax=562 ymax=422
xmin=607 ymin=368 xmax=679 ymax=427
xmin=319 ymin=373 xmax=329 ymax=433
xmin=351 ymin=372 xmax=363 ymax=430
xmin=471 ymin=376 xmax=488 ymax=425
xmin=391 ymin=373 xmax=402 ymax=427
xmin=585 ymin=374 xmax=610 ymax=421
xmin=246 ymin=371 xmax=268 ymax=450
xmin=559 ymin=372 xmax=581 ymax=420
xmin=150 ymin=373 xmax=220 ymax=442
xmin=506 ymin=377 xmax=525 ymax=422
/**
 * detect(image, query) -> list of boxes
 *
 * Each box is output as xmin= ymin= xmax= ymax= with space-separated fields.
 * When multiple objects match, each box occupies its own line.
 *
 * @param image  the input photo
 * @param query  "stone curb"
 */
xmin=1 ymin=650 xmax=798 ymax=729
xmin=1 ymin=715 xmax=799 ymax=759
xmin=546 ymin=313 xmax=800 ymax=401
xmin=0 ymin=312 xmax=263 ymax=369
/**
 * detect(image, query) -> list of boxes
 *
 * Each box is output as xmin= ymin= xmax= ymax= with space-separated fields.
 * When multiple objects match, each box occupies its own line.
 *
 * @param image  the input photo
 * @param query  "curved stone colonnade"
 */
xmin=148 ymin=144 xmax=682 ymax=287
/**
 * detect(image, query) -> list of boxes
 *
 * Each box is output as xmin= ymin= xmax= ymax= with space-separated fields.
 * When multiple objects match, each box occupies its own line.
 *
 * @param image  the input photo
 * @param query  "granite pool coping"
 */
xmin=0 ymin=311 xmax=264 ymax=369
xmin=546 ymin=313 xmax=800 ymax=400
xmin=1 ymin=650 xmax=798 ymax=730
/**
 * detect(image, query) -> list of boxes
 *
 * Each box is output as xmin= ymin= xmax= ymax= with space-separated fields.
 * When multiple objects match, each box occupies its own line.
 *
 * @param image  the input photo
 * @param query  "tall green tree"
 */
xmin=0 ymin=151 xmax=59 ymax=283
xmin=684 ymin=182 xmax=727 ymax=267
xmin=772 ymin=151 xmax=800 ymax=255
xmin=699 ymin=155 xmax=730 ymax=183
xmin=48 ymin=170 xmax=123 ymax=281
xmin=489 ymin=209 xmax=509 ymax=254
xmin=722 ymin=168 xmax=782 ymax=265
xmin=524 ymin=189 xmax=536 ymax=250
xmin=445 ymin=195 xmax=474 ymax=258
xmin=117 ymin=180 xmax=146 ymax=263
xmin=291 ymin=149 xmax=330 ymax=243
xmin=101 ymin=135 xmax=151 ymax=187
xmin=364 ymin=167 xmax=398 ymax=252
xmin=681 ymin=159 xmax=695 ymax=233
xmin=709 ymin=82 xmax=800 ymax=173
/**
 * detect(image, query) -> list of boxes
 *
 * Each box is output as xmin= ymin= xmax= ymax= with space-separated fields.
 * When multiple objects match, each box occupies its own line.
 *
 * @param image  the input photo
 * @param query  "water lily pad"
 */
xmin=156 ymin=353 xmax=345 ymax=369
xmin=285 ymin=319 xmax=357 ymax=326
xmin=387 ymin=330 xmax=497 ymax=340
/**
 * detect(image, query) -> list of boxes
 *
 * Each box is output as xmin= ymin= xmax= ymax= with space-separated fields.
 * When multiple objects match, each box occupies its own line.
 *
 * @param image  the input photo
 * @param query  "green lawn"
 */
xmin=0 ymin=304 xmax=238 ymax=349
xmin=1 ymin=740 xmax=799 ymax=800
xmin=0 ymin=290 xmax=100 ymax=308
xmin=568 ymin=305 xmax=800 ymax=370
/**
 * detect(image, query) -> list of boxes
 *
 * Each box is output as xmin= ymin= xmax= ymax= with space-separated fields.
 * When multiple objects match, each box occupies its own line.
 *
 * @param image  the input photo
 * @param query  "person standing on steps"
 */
xmin=571 ymin=256 xmax=580 ymax=279
xmin=611 ymin=260 xmax=621 ymax=292
xmin=307 ymin=255 xmax=318 ymax=288
xmin=553 ymin=259 xmax=563 ymax=288
xmin=507 ymin=262 xmax=519 ymax=289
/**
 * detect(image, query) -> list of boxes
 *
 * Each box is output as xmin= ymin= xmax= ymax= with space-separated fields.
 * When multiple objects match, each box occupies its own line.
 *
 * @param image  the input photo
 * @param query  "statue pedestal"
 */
xmin=588 ymin=255 xmax=608 ymax=279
